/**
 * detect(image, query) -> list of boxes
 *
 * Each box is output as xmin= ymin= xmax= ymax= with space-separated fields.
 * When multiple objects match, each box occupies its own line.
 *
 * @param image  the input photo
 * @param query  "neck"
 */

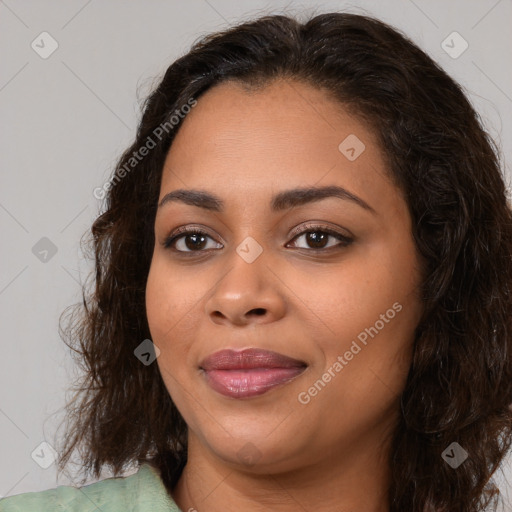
xmin=172 ymin=432 xmax=393 ymax=512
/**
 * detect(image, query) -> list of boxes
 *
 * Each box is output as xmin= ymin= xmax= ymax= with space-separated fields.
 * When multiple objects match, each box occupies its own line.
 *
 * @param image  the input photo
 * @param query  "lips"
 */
xmin=200 ymin=348 xmax=307 ymax=399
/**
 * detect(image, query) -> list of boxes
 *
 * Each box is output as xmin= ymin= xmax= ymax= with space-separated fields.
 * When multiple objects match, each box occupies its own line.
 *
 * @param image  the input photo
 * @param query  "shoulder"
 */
xmin=0 ymin=463 xmax=182 ymax=512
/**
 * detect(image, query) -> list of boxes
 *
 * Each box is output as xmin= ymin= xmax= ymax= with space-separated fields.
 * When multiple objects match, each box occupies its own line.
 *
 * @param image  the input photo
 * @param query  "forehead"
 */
xmin=159 ymin=78 xmax=398 ymax=213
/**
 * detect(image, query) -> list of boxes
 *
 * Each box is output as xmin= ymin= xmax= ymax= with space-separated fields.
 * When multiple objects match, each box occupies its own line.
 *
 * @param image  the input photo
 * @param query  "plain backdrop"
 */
xmin=1 ymin=0 xmax=511 ymax=507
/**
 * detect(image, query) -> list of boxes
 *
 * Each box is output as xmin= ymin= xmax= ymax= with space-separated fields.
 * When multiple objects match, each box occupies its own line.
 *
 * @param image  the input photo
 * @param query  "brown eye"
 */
xmin=162 ymin=224 xmax=353 ymax=255
xmin=163 ymin=229 xmax=222 ymax=253
xmin=287 ymin=227 xmax=353 ymax=251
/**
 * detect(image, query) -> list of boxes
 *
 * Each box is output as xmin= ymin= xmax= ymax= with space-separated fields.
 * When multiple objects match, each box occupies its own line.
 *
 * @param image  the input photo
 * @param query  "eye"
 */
xmin=162 ymin=224 xmax=353 ymax=254
xmin=286 ymin=224 xmax=353 ymax=251
xmin=163 ymin=227 xmax=222 ymax=253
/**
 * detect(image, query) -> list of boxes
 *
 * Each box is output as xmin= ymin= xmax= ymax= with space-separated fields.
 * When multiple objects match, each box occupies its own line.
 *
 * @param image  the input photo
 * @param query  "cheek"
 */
xmin=146 ymin=264 xmax=171 ymax=342
xmin=146 ymin=261 xmax=187 ymax=374
xmin=145 ymin=257 xmax=213 ymax=388
xmin=145 ymin=262 xmax=192 ymax=408
xmin=311 ymin=253 xmax=420 ymax=404
xmin=282 ymin=251 xmax=417 ymax=345
xmin=146 ymin=258 xmax=203 ymax=339
xmin=290 ymin=244 xmax=420 ymax=398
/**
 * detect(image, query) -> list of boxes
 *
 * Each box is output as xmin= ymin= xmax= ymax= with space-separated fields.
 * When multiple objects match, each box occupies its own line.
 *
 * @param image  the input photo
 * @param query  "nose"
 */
xmin=204 ymin=249 xmax=287 ymax=327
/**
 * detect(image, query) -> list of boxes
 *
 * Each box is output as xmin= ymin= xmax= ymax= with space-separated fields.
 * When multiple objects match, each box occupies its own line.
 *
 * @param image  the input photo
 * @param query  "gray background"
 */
xmin=1 ymin=0 xmax=511 ymax=507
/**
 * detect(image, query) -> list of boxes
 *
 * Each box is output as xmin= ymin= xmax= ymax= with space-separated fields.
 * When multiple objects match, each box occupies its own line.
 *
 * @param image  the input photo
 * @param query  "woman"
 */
xmin=1 ymin=11 xmax=511 ymax=512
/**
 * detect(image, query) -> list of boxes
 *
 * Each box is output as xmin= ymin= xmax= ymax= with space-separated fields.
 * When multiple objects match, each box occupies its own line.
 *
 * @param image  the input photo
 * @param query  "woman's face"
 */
xmin=146 ymin=78 xmax=423 ymax=474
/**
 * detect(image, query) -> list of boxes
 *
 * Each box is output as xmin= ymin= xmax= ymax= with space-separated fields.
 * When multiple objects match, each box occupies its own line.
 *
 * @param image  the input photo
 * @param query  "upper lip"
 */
xmin=200 ymin=348 xmax=307 ymax=371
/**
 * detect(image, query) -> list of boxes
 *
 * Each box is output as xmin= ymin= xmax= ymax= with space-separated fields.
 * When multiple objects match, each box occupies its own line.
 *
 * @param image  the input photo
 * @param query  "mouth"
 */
xmin=199 ymin=348 xmax=308 ymax=399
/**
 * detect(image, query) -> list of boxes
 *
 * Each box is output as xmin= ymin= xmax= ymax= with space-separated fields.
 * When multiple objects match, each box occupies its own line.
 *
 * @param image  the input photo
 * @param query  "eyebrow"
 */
xmin=157 ymin=185 xmax=376 ymax=214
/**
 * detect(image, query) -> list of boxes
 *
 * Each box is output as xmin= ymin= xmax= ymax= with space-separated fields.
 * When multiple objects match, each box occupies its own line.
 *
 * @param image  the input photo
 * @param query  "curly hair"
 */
xmin=55 ymin=11 xmax=512 ymax=512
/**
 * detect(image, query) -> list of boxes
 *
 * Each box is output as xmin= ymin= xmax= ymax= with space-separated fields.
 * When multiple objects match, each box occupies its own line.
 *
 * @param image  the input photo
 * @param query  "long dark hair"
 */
xmin=55 ymin=11 xmax=512 ymax=512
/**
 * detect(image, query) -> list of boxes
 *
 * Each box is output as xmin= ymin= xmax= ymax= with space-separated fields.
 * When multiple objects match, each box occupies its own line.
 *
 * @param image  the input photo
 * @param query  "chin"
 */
xmin=194 ymin=425 xmax=308 ymax=474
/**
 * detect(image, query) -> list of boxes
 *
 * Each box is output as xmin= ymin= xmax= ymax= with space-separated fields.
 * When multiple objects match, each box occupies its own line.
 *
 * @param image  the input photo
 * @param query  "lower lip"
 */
xmin=202 ymin=367 xmax=306 ymax=399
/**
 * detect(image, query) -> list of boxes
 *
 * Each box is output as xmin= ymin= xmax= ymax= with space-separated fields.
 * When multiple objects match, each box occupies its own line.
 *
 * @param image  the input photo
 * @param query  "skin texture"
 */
xmin=145 ymin=78 xmax=424 ymax=512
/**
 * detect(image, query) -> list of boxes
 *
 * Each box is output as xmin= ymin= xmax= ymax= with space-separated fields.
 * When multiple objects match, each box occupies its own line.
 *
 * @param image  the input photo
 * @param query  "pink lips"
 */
xmin=200 ymin=348 xmax=307 ymax=399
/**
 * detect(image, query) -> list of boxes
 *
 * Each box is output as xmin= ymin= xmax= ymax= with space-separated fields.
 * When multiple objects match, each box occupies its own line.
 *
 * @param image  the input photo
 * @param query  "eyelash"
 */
xmin=162 ymin=223 xmax=353 ymax=255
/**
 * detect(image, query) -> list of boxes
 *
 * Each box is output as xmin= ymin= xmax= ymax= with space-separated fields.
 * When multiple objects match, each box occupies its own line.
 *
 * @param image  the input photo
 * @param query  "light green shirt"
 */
xmin=0 ymin=464 xmax=182 ymax=511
